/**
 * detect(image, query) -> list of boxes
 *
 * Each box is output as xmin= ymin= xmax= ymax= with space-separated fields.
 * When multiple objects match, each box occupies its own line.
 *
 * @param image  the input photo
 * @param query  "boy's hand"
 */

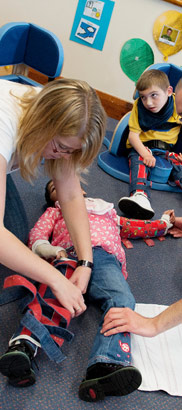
xmin=142 ymin=151 xmax=156 ymax=167
xmin=69 ymin=266 xmax=91 ymax=294
xmin=177 ymin=153 xmax=182 ymax=163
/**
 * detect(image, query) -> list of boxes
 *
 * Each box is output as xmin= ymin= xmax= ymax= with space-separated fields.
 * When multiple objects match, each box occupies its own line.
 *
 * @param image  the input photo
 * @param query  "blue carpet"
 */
xmin=0 ymin=116 xmax=182 ymax=409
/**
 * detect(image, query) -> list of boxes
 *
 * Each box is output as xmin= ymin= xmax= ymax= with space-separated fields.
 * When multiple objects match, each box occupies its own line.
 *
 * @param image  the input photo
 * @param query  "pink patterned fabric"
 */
xmin=28 ymin=205 xmax=128 ymax=279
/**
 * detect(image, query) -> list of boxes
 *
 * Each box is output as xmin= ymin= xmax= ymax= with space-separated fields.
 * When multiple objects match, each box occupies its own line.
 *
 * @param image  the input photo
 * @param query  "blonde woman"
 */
xmin=0 ymin=78 xmax=106 ymax=317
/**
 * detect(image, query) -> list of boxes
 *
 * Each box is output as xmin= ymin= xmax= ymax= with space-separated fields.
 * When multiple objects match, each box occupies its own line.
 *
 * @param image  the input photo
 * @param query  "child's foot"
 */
xmin=0 ymin=340 xmax=36 ymax=387
xmin=78 ymin=362 xmax=142 ymax=402
xmin=118 ymin=192 xmax=155 ymax=219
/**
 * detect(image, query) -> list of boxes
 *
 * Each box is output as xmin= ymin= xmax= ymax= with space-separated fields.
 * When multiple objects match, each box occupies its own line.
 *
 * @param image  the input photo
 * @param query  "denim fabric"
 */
xmin=11 ymin=277 xmax=74 ymax=364
xmin=129 ymin=149 xmax=150 ymax=196
xmin=4 ymin=174 xmax=29 ymax=243
xmin=129 ymin=148 xmax=182 ymax=195
xmin=10 ymin=247 xmax=135 ymax=366
xmin=86 ymin=247 xmax=135 ymax=367
xmin=167 ymin=152 xmax=182 ymax=189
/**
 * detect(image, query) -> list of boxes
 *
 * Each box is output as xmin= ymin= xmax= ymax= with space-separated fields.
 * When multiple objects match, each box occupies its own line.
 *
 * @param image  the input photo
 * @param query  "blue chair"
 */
xmin=98 ymin=63 xmax=182 ymax=192
xmin=0 ymin=22 xmax=64 ymax=86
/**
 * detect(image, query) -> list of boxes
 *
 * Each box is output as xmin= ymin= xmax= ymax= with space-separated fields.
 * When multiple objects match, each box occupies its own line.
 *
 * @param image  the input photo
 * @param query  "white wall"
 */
xmin=0 ymin=0 xmax=181 ymax=103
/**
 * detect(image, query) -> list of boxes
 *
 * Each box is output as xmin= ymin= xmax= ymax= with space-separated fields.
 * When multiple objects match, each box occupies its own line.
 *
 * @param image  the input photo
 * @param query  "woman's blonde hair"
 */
xmin=136 ymin=69 xmax=170 ymax=93
xmin=16 ymin=78 xmax=106 ymax=181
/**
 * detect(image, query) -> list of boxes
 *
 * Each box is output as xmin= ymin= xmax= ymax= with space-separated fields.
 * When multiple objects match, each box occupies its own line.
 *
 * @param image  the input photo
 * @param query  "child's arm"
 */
xmin=28 ymin=208 xmax=67 ymax=260
xmin=129 ymin=131 xmax=156 ymax=167
xmin=32 ymin=240 xmax=67 ymax=260
xmin=101 ymin=300 xmax=182 ymax=337
xmin=118 ymin=212 xmax=173 ymax=240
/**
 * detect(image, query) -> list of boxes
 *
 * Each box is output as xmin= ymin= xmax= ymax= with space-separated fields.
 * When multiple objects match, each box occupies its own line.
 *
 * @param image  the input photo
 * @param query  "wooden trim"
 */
xmin=28 ymin=68 xmax=133 ymax=120
xmin=95 ymin=90 xmax=133 ymax=120
xmin=163 ymin=0 xmax=182 ymax=5
xmin=28 ymin=68 xmax=48 ymax=85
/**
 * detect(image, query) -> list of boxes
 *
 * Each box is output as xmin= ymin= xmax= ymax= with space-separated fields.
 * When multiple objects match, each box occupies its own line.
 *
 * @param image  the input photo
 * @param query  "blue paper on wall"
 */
xmin=70 ymin=0 xmax=115 ymax=51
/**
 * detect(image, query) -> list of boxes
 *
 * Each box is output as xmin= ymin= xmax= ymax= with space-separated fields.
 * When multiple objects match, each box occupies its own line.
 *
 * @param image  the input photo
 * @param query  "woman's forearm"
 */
xmin=0 ymin=226 xmax=64 ymax=284
xmin=151 ymin=300 xmax=182 ymax=335
xmin=61 ymin=196 xmax=93 ymax=261
xmin=101 ymin=301 xmax=182 ymax=338
xmin=55 ymin=170 xmax=93 ymax=262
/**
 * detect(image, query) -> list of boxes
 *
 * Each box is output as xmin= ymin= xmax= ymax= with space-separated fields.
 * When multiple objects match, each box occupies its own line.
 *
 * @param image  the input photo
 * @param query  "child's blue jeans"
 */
xmin=86 ymin=247 xmax=135 ymax=368
xmin=10 ymin=247 xmax=135 ymax=368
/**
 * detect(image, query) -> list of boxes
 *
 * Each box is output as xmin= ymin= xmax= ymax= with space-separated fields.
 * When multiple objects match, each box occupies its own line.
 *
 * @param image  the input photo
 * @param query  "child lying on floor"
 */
xmin=34 ymin=179 xmax=174 ymax=261
xmin=0 ymin=181 xmax=175 ymax=402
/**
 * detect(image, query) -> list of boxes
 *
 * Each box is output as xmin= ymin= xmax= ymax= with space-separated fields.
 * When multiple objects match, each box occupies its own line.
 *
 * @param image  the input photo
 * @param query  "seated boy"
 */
xmin=118 ymin=69 xmax=182 ymax=220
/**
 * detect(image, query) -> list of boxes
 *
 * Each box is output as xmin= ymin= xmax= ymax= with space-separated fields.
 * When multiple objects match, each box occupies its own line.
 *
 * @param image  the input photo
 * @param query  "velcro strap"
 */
xmin=143 ymin=239 xmax=155 ymax=247
xmin=52 ymin=259 xmax=77 ymax=280
xmin=4 ymin=275 xmax=37 ymax=295
xmin=21 ymin=311 xmax=74 ymax=363
xmin=121 ymin=239 xmax=133 ymax=249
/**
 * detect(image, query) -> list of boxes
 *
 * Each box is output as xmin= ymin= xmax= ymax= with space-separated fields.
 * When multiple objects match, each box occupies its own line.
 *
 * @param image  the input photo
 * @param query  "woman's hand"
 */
xmin=50 ymin=272 xmax=87 ymax=318
xmin=69 ymin=266 xmax=91 ymax=294
xmin=168 ymin=215 xmax=182 ymax=237
xmin=101 ymin=307 xmax=157 ymax=337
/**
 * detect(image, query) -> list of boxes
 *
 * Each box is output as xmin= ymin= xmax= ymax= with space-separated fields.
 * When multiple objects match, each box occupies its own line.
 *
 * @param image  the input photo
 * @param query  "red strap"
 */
xmin=45 ymin=299 xmax=71 ymax=324
xmin=28 ymin=297 xmax=42 ymax=321
xmin=121 ymin=239 xmax=133 ymax=249
xmin=3 ymin=273 xmax=71 ymax=346
xmin=143 ymin=238 xmax=155 ymax=247
xmin=4 ymin=275 xmax=37 ymax=296
xmin=157 ymin=236 xmax=166 ymax=242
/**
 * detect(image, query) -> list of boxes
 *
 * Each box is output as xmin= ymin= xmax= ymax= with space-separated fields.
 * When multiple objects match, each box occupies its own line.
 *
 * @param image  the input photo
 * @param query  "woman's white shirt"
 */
xmin=0 ymin=80 xmax=41 ymax=173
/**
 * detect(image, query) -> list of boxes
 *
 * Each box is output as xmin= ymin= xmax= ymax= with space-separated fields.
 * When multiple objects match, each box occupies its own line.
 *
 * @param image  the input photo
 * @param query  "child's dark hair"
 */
xmin=45 ymin=180 xmax=55 ymax=207
xmin=45 ymin=179 xmax=86 ymax=207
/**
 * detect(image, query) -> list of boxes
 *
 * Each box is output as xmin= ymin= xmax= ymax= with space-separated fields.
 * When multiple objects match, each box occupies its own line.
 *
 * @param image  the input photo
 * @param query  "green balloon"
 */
xmin=120 ymin=38 xmax=154 ymax=82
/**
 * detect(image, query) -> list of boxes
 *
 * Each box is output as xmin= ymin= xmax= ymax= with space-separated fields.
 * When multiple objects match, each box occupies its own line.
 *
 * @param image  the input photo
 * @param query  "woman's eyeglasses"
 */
xmin=52 ymin=139 xmax=82 ymax=155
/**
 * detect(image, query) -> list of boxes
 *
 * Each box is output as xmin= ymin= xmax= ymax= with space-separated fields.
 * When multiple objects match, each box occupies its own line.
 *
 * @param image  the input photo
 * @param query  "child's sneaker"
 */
xmin=0 ymin=340 xmax=36 ymax=387
xmin=118 ymin=192 xmax=155 ymax=219
xmin=78 ymin=362 xmax=142 ymax=402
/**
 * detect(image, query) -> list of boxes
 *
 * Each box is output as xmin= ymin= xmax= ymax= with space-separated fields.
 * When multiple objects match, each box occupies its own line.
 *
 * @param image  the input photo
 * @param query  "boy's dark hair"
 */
xmin=136 ymin=69 xmax=170 ymax=93
xmin=45 ymin=180 xmax=55 ymax=207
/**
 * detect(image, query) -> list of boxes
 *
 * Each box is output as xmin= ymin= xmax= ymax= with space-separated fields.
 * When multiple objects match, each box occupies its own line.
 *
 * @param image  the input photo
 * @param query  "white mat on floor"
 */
xmin=131 ymin=303 xmax=182 ymax=396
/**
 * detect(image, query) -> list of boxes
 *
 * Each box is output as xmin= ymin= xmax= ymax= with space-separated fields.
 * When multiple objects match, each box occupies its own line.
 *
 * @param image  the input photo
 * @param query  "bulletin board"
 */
xmin=70 ymin=0 xmax=115 ymax=51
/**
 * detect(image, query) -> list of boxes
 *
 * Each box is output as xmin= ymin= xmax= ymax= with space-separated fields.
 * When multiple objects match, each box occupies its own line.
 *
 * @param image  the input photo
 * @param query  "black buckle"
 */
xmin=143 ymin=140 xmax=171 ymax=151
